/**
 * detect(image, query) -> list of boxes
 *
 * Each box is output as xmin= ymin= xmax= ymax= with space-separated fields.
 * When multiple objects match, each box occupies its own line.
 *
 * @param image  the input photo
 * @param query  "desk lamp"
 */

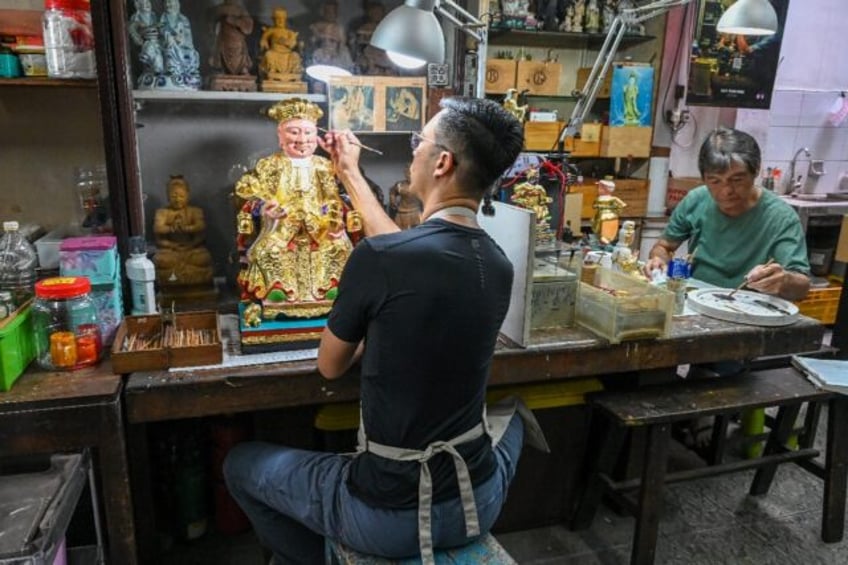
xmin=370 ymin=0 xmax=488 ymax=98
xmin=558 ymin=0 xmax=778 ymax=150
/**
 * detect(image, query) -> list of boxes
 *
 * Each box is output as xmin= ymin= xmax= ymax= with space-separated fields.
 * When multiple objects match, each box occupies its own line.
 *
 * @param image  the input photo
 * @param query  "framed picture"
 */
xmin=609 ymin=63 xmax=654 ymax=127
xmin=686 ymin=0 xmax=789 ymax=109
xmin=329 ymin=76 xmax=426 ymax=132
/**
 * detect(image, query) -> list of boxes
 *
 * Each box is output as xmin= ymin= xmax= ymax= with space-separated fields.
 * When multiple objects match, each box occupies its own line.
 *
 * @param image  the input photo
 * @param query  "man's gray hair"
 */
xmin=698 ymin=127 xmax=761 ymax=178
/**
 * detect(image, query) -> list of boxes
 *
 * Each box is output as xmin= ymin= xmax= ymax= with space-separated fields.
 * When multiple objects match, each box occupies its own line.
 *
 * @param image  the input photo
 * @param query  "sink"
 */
xmin=825 ymin=192 xmax=848 ymax=200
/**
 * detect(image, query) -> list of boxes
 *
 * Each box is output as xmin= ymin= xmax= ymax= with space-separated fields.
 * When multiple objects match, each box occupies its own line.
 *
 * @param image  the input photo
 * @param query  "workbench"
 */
xmin=124 ymin=314 xmax=824 ymax=562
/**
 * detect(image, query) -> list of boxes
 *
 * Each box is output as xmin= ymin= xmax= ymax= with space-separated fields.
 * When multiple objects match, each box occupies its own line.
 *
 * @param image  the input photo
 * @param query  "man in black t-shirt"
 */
xmin=225 ymin=97 xmax=525 ymax=564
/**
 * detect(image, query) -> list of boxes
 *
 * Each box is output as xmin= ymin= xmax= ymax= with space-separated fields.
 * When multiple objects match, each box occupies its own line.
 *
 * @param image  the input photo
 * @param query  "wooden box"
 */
xmin=524 ymin=121 xmax=564 ymax=151
xmin=600 ymin=125 xmax=652 ymax=157
xmin=569 ymin=182 xmax=599 ymax=219
xmin=111 ymin=311 xmax=222 ymax=374
xmin=516 ymin=60 xmax=562 ymax=96
xmin=614 ymin=178 xmax=649 ymax=217
xmin=564 ymin=122 xmax=602 ymax=157
xmin=576 ymin=67 xmax=612 ymax=98
xmin=485 ymin=58 xmax=517 ymax=94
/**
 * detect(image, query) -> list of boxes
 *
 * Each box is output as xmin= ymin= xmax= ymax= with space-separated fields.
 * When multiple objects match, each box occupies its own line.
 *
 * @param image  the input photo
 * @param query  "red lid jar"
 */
xmin=32 ymin=276 xmax=101 ymax=370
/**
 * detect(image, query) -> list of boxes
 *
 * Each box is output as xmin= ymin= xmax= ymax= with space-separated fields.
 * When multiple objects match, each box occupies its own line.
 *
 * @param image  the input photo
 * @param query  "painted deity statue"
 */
xmin=502 ymin=88 xmax=528 ymax=122
xmin=158 ymin=0 xmax=201 ymax=89
xmin=259 ymin=7 xmax=306 ymax=93
xmin=209 ymin=0 xmax=255 ymax=90
xmin=235 ymin=98 xmax=357 ymax=322
xmin=153 ymin=175 xmax=214 ymax=288
xmin=511 ymin=167 xmax=555 ymax=247
xmin=388 ymin=170 xmax=422 ymax=230
xmin=307 ymin=1 xmax=353 ymax=71
xmin=592 ymin=179 xmax=627 ymax=244
xmin=128 ymin=0 xmax=165 ymax=87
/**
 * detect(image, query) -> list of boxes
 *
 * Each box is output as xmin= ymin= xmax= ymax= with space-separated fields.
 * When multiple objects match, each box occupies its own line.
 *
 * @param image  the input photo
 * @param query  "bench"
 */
xmin=324 ymin=533 xmax=517 ymax=564
xmin=570 ymin=367 xmax=848 ymax=565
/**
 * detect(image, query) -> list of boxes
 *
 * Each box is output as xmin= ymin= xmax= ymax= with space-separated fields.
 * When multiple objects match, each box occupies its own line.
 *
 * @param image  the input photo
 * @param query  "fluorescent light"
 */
xmin=305 ymin=65 xmax=352 ymax=83
xmin=717 ymin=0 xmax=778 ymax=36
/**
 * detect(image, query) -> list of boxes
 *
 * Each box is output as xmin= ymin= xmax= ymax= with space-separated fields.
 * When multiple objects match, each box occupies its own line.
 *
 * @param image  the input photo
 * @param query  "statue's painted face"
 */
xmin=278 ymin=118 xmax=319 ymax=159
xmin=168 ymin=181 xmax=189 ymax=209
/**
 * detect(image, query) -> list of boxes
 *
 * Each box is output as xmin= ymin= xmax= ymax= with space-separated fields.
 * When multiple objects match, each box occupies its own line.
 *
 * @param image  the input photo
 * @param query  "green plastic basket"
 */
xmin=0 ymin=304 xmax=35 ymax=391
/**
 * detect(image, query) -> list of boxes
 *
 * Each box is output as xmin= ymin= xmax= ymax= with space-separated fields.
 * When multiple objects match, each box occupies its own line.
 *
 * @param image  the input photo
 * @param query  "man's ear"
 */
xmin=433 ymin=151 xmax=456 ymax=179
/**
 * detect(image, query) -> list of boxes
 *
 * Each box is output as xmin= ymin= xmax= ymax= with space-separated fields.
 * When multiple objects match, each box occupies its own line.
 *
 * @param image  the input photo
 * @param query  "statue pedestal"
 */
xmin=261 ymin=76 xmax=308 ymax=93
xmin=238 ymin=302 xmax=325 ymax=353
xmin=209 ymin=74 xmax=258 ymax=92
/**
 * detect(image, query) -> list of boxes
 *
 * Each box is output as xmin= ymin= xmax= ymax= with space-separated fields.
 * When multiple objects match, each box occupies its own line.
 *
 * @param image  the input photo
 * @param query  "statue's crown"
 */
xmin=267 ymin=98 xmax=323 ymax=124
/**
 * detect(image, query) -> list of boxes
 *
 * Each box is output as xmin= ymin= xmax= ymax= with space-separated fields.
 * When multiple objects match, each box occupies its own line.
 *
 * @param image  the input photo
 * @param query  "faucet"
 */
xmin=787 ymin=147 xmax=811 ymax=193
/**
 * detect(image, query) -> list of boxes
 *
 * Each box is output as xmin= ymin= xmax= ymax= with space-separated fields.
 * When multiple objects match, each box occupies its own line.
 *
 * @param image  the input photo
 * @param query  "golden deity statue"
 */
xmin=592 ymin=179 xmax=627 ymax=244
xmin=235 ymin=98 xmax=357 ymax=333
xmin=511 ymin=167 xmax=555 ymax=247
xmin=259 ymin=7 xmax=307 ymax=93
xmin=153 ymin=175 xmax=214 ymax=291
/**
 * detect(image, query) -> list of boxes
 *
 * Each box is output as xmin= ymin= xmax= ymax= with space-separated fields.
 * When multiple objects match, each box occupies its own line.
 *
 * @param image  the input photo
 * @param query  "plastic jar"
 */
xmin=33 ymin=276 xmax=102 ymax=370
xmin=42 ymin=0 xmax=96 ymax=79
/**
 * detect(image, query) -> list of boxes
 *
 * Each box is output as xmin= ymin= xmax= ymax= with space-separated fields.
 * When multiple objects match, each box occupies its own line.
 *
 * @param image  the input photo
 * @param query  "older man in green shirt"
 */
xmin=645 ymin=127 xmax=811 ymax=301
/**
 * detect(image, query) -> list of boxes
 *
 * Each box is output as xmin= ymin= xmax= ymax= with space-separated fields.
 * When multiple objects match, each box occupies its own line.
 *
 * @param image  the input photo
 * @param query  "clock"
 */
xmin=687 ymin=288 xmax=799 ymax=327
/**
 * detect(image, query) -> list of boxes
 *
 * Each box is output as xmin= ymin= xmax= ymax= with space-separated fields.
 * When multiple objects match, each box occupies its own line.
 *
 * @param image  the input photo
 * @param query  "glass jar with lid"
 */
xmin=33 ymin=276 xmax=102 ymax=370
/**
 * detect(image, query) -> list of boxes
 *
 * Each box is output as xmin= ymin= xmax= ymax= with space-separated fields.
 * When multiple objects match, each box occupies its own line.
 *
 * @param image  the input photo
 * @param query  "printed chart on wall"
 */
xmin=687 ymin=0 xmax=788 ymax=109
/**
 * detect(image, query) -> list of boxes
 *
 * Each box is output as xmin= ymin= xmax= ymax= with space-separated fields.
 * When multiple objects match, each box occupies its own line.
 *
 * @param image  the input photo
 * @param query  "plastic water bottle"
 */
xmin=126 ymin=236 xmax=157 ymax=315
xmin=0 ymin=221 xmax=38 ymax=306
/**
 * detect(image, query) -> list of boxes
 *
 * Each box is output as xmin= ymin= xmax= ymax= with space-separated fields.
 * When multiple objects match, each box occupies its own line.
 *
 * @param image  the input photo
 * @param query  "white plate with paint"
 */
xmin=687 ymin=288 xmax=799 ymax=327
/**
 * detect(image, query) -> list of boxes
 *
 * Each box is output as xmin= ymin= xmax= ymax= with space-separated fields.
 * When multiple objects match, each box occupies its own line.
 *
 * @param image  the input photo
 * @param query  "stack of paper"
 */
xmin=791 ymin=355 xmax=848 ymax=393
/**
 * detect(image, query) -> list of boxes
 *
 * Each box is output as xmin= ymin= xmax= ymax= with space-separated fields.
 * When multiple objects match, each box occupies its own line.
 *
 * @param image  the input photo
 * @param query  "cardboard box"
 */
xmin=565 ymin=123 xmax=602 ymax=157
xmin=600 ymin=125 xmax=652 ymax=157
xmin=576 ymin=67 xmax=612 ymax=98
xmin=516 ymin=60 xmax=562 ymax=96
xmin=485 ymin=58 xmax=517 ymax=94
xmin=836 ymin=215 xmax=848 ymax=263
xmin=111 ymin=311 xmax=222 ymax=374
xmin=666 ymin=176 xmax=702 ymax=212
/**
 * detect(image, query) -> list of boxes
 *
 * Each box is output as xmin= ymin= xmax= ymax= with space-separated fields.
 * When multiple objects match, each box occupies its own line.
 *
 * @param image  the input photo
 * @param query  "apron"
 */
xmin=355 ymin=396 xmax=550 ymax=565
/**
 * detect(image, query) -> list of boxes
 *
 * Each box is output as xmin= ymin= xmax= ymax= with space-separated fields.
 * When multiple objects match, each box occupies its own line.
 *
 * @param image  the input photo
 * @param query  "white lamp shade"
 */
xmin=370 ymin=0 xmax=446 ymax=65
xmin=717 ymin=0 xmax=778 ymax=36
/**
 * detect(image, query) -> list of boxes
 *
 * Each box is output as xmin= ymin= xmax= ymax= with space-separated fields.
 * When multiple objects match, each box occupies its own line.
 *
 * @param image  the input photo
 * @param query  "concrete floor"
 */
xmin=159 ymin=405 xmax=848 ymax=565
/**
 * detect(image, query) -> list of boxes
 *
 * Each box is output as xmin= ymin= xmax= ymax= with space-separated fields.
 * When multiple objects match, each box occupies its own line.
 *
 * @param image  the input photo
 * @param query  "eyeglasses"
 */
xmin=410 ymin=132 xmax=458 ymax=165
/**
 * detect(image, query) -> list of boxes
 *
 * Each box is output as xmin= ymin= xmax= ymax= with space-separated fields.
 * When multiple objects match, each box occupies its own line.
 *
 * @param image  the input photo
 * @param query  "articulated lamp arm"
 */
xmin=435 ymin=0 xmax=488 ymax=98
xmin=556 ymin=0 xmax=693 ymax=149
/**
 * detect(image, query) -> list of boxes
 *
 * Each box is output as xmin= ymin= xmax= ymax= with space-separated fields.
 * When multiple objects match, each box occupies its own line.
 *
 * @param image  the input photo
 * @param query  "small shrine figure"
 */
xmin=235 ymin=98 xmax=358 ymax=348
xmin=158 ymin=0 xmax=201 ymax=89
xmin=559 ymin=3 xmax=576 ymax=32
xmin=153 ymin=175 xmax=214 ymax=295
xmin=511 ymin=167 xmax=556 ymax=247
xmin=352 ymin=2 xmax=396 ymax=75
xmin=128 ymin=0 xmax=161 ymax=84
xmin=592 ymin=179 xmax=627 ymax=244
xmin=572 ymin=0 xmax=586 ymax=33
xmin=502 ymin=88 xmax=528 ymax=122
xmin=208 ymin=0 xmax=256 ymax=92
xmin=307 ymin=1 xmax=353 ymax=72
xmin=259 ymin=7 xmax=307 ymax=93
xmin=388 ymin=169 xmax=422 ymax=230
xmin=603 ymin=0 xmax=617 ymax=32
xmin=585 ymin=0 xmax=601 ymax=33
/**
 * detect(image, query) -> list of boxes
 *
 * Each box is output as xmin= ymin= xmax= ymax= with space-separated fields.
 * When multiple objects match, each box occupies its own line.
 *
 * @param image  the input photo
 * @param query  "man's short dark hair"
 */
xmin=434 ymin=97 xmax=524 ymax=195
xmin=698 ymin=127 xmax=761 ymax=178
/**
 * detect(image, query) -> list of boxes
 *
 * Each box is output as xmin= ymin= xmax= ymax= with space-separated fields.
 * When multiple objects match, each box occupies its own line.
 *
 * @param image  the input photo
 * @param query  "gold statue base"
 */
xmin=209 ymin=74 xmax=258 ymax=92
xmin=261 ymin=77 xmax=308 ymax=93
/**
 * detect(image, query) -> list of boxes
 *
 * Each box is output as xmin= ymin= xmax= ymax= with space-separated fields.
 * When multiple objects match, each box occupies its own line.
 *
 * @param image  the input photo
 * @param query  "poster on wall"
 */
xmin=686 ymin=0 xmax=789 ymax=109
xmin=609 ymin=64 xmax=654 ymax=127
xmin=328 ymin=77 xmax=426 ymax=132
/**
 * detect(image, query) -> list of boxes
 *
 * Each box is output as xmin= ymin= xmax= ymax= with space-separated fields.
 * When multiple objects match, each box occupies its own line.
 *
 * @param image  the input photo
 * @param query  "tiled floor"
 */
xmin=160 ymin=406 xmax=848 ymax=565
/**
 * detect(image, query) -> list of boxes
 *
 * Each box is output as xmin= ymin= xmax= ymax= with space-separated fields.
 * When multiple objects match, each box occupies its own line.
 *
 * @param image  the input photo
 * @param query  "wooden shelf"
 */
xmin=488 ymin=28 xmax=656 ymax=49
xmin=0 ymin=77 xmax=96 ymax=87
xmin=132 ymin=90 xmax=327 ymax=104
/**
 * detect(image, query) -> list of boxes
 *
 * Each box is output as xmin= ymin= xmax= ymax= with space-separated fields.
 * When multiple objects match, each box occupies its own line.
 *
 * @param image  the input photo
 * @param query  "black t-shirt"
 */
xmin=327 ymin=219 xmax=514 ymax=509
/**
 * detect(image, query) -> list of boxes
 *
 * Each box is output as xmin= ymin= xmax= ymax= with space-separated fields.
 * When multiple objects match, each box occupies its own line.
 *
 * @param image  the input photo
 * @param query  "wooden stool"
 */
xmin=570 ymin=367 xmax=848 ymax=565
xmin=324 ymin=533 xmax=517 ymax=564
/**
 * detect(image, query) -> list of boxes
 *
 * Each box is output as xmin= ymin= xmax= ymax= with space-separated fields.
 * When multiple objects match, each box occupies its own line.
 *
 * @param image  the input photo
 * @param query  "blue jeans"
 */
xmin=224 ymin=413 xmax=525 ymax=565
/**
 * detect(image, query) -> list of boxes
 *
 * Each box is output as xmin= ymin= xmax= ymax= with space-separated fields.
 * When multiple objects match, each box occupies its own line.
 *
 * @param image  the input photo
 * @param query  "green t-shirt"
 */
xmin=663 ymin=186 xmax=810 ymax=288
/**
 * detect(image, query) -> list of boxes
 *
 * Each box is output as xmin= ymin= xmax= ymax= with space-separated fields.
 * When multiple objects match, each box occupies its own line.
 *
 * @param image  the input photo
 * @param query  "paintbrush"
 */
xmin=725 ymin=258 xmax=776 ymax=300
xmin=317 ymin=127 xmax=384 ymax=155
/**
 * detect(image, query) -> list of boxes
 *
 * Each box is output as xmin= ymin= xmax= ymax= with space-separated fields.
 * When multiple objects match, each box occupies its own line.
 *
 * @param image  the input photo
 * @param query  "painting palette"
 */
xmin=687 ymin=288 xmax=799 ymax=327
